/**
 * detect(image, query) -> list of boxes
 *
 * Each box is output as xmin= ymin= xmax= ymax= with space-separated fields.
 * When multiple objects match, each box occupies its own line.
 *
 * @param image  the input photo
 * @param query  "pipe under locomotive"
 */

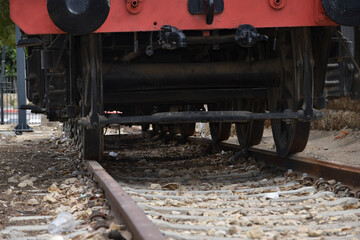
xmin=10 ymin=0 xmax=360 ymax=160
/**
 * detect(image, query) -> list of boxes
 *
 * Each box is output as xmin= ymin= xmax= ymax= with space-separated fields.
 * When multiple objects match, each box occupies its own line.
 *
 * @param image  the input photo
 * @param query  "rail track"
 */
xmin=86 ymin=132 xmax=360 ymax=240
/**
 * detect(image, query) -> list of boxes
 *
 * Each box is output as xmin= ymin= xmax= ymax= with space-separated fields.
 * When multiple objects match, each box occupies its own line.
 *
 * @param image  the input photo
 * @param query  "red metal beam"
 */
xmin=10 ymin=0 xmax=336 ymax=35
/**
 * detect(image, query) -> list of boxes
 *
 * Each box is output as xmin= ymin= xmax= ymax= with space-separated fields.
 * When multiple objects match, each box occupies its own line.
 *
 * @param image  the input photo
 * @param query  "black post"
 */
xmin=14 ymin=26 xmax=32 ymax=132
xmin=1 ymin=45 xmax=5 ymax=124
xmin=356 ymin=27 xmax=360 ymax=69
xmin=352 ymin=27 xmax=360 ymax=100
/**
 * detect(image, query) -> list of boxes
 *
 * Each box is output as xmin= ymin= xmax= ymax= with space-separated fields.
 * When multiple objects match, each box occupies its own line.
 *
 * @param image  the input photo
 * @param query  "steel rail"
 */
xmin=86 ymin=161 xmax=167 ymax=240
xmin=187 ymin=137 xmax=360 ymax=193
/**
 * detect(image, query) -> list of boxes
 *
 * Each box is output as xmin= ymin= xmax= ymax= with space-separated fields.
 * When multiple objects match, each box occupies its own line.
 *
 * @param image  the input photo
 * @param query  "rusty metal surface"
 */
xmin=86 ymin=161 xmax=166 ymax=240
xmin=188 ymin=137 xmax=360 ymax=190
xmin=248 ymin=147 xmax=360 ymax=189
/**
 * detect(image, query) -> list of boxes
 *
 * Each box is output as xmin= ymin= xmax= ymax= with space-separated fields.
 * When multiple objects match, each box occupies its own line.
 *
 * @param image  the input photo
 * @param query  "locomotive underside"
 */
xmin=24 ymin=28 xmax=332 ymax=159
xmin=11 ymin=0 xmax=360 ymax=160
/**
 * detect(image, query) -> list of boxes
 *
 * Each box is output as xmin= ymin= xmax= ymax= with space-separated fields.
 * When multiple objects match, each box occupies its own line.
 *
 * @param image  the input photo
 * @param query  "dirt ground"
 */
xmin=0 ymin=124 xmax=118 ymax=240
xmin=122 ymin=122 xmax=360 ymax=167
xmin=0 ymin=125 xmax=66 ymax=227
xmin=0 ymin=122 xmax=359 ymax=239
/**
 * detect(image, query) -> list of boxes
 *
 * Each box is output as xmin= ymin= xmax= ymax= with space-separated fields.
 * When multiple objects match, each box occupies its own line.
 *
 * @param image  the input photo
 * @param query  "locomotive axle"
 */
xmin=102 ymin=60 xmax=281 ymax=92
xmin=103 ymin=89 xmax=267 ymax=106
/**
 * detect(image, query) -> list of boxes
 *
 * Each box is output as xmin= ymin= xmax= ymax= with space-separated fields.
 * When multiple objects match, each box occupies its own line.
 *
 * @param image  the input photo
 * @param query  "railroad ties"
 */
xmin=88 ymin=133 xmax=360 ymax=240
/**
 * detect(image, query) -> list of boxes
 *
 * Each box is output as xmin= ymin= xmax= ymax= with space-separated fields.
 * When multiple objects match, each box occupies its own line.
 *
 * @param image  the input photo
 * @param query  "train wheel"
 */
xmin=168 ymin=124 xmax=180 ymax=137
xmin=141 ymin=124 xmax=150 ymax=132
xmin=208 ymin=103 xmax=231 ymax=143
xmin=179 ymin=105 xmax=197 ymax=138
xmin=82 ymin=127 xmax=104 ymax=161
xmin=159 ymin=125 xmax=168 ymax=137
xmin=210 ymin=122 xmax=231 ymax=143
xmin=151 ymin=124 xmax=161 ymax=135
xmin=270 ymin=119 xmax=310 ymax=157
xmin=235 ymin=99 xmax=265 ymax=149
xmin=268 ymin=28 xmax=312 ymax=157
xmin=180 ymin=123 xmax=195 ymax=138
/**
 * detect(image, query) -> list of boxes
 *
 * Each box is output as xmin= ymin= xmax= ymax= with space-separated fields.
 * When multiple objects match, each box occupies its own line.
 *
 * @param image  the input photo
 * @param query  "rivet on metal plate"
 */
xmin=269 ymin=0 xmax=286 ymax=10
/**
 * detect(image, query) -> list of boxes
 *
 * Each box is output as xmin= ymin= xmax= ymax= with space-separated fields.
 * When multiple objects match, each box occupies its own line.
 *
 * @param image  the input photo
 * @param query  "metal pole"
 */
xmin=356 ymin=27 xmax=360 ymax=72
xmin=14 ymin=25 xmax=32 ymax=132
xmin=351 ymin=27 xmax=360 ymax=100
xmin=1 ymin=45 xmax=5 ymax=124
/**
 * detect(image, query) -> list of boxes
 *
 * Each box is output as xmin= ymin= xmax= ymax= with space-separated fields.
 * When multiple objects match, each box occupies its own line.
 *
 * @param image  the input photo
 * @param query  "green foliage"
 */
xmin=0 ymin=1 xmax=17 ymax=77
xmin=0 ymin=46 xmax=17 ymax=77
xmin=0 ymin=0 xmax=16 ymax=47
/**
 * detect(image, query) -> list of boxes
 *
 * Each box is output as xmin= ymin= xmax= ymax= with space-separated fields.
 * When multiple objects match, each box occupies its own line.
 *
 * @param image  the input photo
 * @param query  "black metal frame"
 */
xmin=88 ymin=34 xmax=104 ymax=127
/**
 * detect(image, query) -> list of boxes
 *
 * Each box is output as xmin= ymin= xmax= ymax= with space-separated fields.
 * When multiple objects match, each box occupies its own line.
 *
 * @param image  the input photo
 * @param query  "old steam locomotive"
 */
xmin=10 ymin=0 xmax=360 ymax=159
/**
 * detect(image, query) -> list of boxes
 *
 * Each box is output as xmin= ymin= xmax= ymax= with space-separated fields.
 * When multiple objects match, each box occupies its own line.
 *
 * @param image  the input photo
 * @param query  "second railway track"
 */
xmin=87 ymin=132 xmax=360 ymax=240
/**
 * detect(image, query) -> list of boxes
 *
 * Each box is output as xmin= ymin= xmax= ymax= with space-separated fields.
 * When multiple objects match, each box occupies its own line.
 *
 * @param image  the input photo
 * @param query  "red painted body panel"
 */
xmin=10 ymin=0 xmax=336 ymax=35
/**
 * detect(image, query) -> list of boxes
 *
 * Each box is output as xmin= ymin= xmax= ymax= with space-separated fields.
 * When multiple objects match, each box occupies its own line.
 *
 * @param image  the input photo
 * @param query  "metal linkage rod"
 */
xmin=82 ymin=110 xmax=324 ymax=127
